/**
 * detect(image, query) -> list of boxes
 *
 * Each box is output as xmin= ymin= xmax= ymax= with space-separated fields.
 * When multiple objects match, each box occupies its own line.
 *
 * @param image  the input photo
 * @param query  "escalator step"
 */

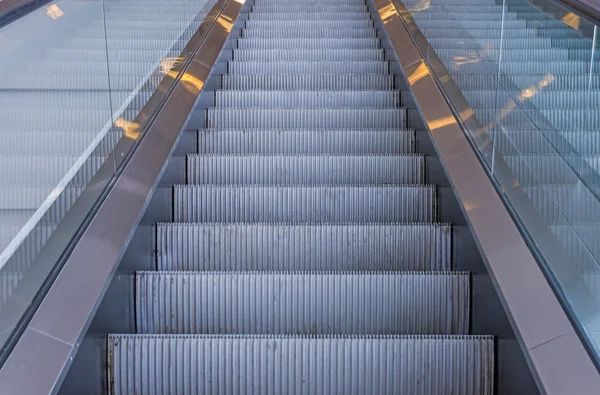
xmin=227 ymin=61 xmax=389 ymax=75
xmin=173 ymin=185 xmax=438 ymax=223
xmin=232 ymin=49 xmax=385 ymax=61
xmin=108 ymin=334 xmax=494 ymax=395
xmin=236 ymin=38 xmax=381 ymax=49
xmin=156 ymin=223 xmax=451 ymax=272
xmin=197 ymin=129 xmax=415 ymax=154
xmin=207 ymin=108 xmax=405 ymax=129
xmin=245 ymin=20 xmax=374 ymax=29
xmin=221 ymin=74 xmax=396 ymax=90
xmin=251 ymin=5 xmax=368 ymax=12
xmin=248 ymin=12 xmax=372 ymax=20
xmin=186 ymin=154 xmax=424 ymax=185
xmin=214 ymin=90 xmax=403 ymax=108
xmin=242 ymin=28 xmax=378 ymax=38
xmin=135 ymin=271 xmax=470 ymax=334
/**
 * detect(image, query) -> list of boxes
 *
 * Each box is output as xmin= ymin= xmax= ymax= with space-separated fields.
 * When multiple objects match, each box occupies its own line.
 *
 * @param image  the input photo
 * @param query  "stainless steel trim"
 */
xmin=373 ymin=0 xmax=600 ymax=392
xmin=0 ymin=0 xmax=244 ymax=392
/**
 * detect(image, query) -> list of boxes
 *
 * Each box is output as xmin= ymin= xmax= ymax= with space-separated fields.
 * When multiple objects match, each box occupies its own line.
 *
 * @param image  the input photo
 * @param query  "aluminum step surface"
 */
xmin=136 ymin=271 xmax=470 ymax=334
xmin=236 ymin=38 xmax=381 ymax=49
xmin=245 ymin=20 xmax=374 ymax=29
xmin=227 ymin=61 xmax=389 ymax=75
xmin=207 ymin=108 xmax=405 ymax=129
xmin=232 ymin=49 xmax=385 ymax=61
xmin=221 ymin=74 xmax=396 ymax=90
xmin=173 ymin=185 xmax=438 ymax=223
xmin=214 ymin=90 xmax=404 ymax=108
xmin=156 ymin=223 xmax=451 ymax=272
xmin=108 ymin=335 xmax=494 ymax=395
xmin=186 ymin=155 xmax=424 ymax=185
xmin=242 ymin=28 xmax=378 ymax=38
xmin=196 ymin=129 xmax=416 ymax=154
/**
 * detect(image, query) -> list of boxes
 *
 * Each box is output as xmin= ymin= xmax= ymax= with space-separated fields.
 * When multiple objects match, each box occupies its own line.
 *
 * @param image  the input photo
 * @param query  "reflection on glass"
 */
xmin=404 ymin=0 xmax=600 ymax=358
xmin=0 ymin=0 xmax=216 ymax=357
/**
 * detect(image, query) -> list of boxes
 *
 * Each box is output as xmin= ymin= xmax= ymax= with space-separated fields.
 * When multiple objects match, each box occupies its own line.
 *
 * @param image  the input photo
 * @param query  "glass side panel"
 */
xmin=0 ymin=0 xmax=215 ymax=360
xmin=402 ymin=0 xmax=600 ymax=357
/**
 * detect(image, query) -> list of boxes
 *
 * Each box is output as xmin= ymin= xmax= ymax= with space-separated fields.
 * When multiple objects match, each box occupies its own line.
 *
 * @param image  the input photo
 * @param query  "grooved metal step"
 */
xmin=221 ymin=74 xmax=396 ymax=90
xmin=173 ymin=185 xmax=438 ymax=223
xmin=196 ymin=129 xmax=416 ymax=154
xmin=136 ymin=271 xmax=470 ymax=334
xmin=156 ymin=223 xmax=451 ymax=272
xmin=245 ymin=20 xmax=374 ymax=29
xmin=227 ymin=61 xmax=389 ymax=75
xmin=186 ymin=155 xmax=424 ymax=185
xmin=248 ymin=12 xmax=372 ymax=20
xmin=214 ymin=90 xmax=403 ymax=108
xmin=207 ymin=108 xmax=405 ymax=129
xmin=108 ymin=335 xmax=494 ymax=395
xmin=242 ymin=28 xmax=378 ymax=38
xmin=232 ymin=49 xmax=385 ymax=61
xmin=251 ymin=5 xmax=368 ymax=12
xmin=236 ymin=38 xmax=381 ymax=49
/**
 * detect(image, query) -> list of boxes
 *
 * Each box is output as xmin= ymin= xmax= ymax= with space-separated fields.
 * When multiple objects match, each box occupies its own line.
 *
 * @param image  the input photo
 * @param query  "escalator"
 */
xmin=1 ymin=0 xmax=599 ymax=392
xmin=99 ymin=0 xmax=500 ymax=392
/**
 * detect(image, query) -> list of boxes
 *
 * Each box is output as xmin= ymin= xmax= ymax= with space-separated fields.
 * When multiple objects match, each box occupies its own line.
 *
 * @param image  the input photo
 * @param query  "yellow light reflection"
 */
xmin=485 ymin=73 xmax=554 ymax=130
xmin=408 ymin=0 xmax=430 ymax=12
xmin=407 ymin=62 xmax=429 ymax=85
xmin=429 ymin=109 xmax=473 ymax=130
xmin=379 ymin=4 xmax=396 ymax=23
xmin=46 ymin=4 xmax=63 ymax=19
xmin=218 ymin=15 xmax=234 ymax=32
xmin=453 ymin=54 xmax=480 ymax=67
xmin=115 ymin=117 xmax=141 ymax=140
xmin=561 ymin=12 xmax=580 ymax=30
xmin=160 ymin=57 xmax=182 ymax=75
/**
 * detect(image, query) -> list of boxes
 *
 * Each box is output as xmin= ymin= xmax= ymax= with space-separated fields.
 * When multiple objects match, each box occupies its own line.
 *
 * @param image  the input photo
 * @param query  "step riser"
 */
xmin=108 ymin=335 xmax=494 ymax=395
xmin=232 ymin=49 xmax=385 ymax=61
xmin=156 ymin=224 xmax=451 ymax=271
xmin=236 ymin=38 xmax=381 ymax=49
xmin=227 ymin=61 xmax=390 ymax=75
xmin=221 ymin=75 xmax=396 ymax=90
xmin=207 ymin=109 xmax=406 ymax=129
xmin=173 ymin=186 xmax=438 ymax=223
xmin=242 ymin=29 xmax=378 ymax=38
xmin=186 ymin=155 xmax=424 ymax=185
xmin=214 ymin=91 xmax=403 ymax=108
xmin=196 ymin=130 xmax=416 ymax=155
xmin=136 ymin=273 xmax=470 ymax=335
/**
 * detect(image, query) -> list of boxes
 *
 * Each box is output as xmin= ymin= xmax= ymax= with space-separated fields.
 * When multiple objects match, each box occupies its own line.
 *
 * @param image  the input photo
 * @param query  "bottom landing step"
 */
xmin=108 ymin=334 xmax=494 ymax=395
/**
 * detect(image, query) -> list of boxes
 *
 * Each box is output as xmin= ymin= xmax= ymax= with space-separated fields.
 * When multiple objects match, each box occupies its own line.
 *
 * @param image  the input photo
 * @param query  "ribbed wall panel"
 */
xmin=173 ymin=185 xmax=438 ymax=223
xmin=0 ymin=130 xmax=123 ymax=156
xmin=227 ymin=61 xmax=389 ymax=75
xmin=503 ymin=155 xmax=580 ymax=185
xmin=108 ymin=334 xmax=494 ymax=395
xmin=187 ymin=155 xmax=424 ymax=185
xmin=207 ymin=108 xmax=405 ymax=129
xmin=248 ymin=12 xmax=371 ymax=20
xmin=524 ymin=185 xmax=600 ymax=224
xmin=197 ymin=129 xmax=415 ymax=154
xmin=136 ymin=272 xmax=470 ymax=334
xmin=242 ymin=28 xmax=378 ymax=38
xmin=221 ymin=74 xmax=395 ymax=90
xmin=214 ymin=90 xmax=402 ymax=108
xmin=156 ymin=223 xmax=451 ymax=272
xmin=236 ymin=38 xmax=381 ymax=49
xmin=0 ymin=156 xmax=105 ymax=186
